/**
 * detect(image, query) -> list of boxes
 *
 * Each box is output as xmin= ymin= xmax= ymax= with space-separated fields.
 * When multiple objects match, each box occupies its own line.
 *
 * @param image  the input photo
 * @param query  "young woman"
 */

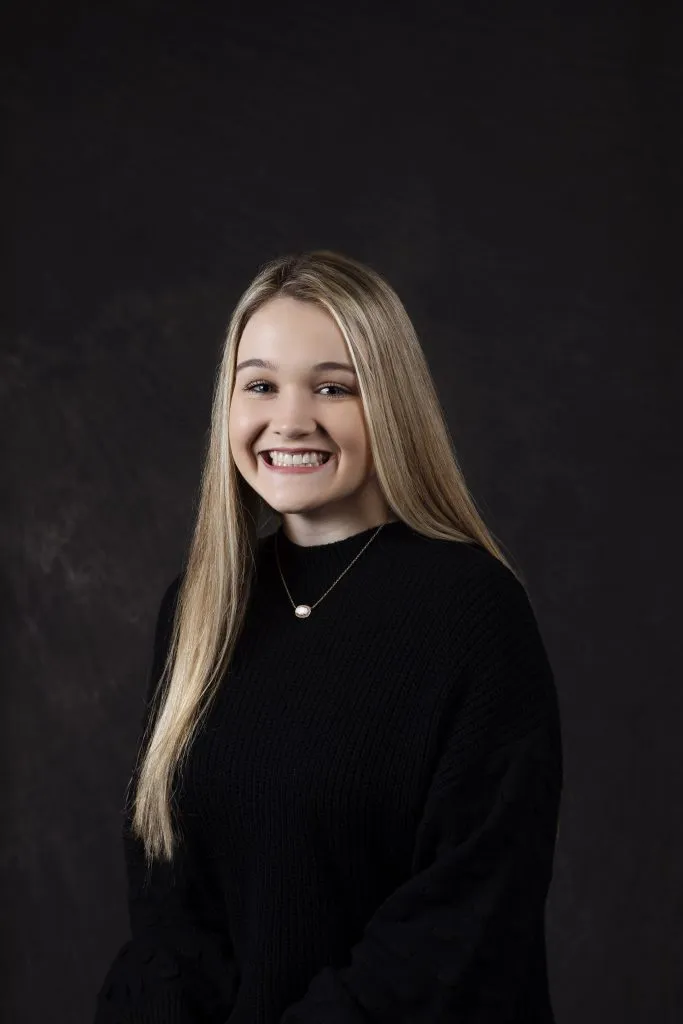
xmin=94 ymin=250 xmax=563 ymax=1023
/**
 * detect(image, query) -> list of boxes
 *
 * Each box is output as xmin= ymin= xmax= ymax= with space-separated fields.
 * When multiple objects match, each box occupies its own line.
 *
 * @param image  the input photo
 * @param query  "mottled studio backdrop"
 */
xmin=3 ymin=2 xmax=681 ymax=1023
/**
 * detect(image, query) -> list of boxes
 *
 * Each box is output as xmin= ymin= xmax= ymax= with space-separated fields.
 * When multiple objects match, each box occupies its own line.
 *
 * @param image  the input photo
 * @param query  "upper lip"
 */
xmin=259 ymin=447 xmax=333 ymax=454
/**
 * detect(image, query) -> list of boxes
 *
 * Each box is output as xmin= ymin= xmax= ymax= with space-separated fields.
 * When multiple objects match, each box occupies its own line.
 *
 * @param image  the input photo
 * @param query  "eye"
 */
xmin=242 ymin=380 xmax=352 ymax=397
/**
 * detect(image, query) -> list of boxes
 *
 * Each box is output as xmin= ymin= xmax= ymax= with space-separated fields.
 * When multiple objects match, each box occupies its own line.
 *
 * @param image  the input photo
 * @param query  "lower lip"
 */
xmin=260 ymin=453 xmax=335 ymax=474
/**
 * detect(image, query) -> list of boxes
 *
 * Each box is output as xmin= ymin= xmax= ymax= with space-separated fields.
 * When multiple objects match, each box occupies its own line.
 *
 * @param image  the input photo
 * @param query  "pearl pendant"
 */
xmin=295 ymin=604 xmax=311 ymax=618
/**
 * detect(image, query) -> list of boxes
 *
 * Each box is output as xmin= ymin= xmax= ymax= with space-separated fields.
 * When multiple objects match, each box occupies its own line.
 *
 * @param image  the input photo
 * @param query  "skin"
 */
xmin=229 ymin=295 xmax=396 ymax=547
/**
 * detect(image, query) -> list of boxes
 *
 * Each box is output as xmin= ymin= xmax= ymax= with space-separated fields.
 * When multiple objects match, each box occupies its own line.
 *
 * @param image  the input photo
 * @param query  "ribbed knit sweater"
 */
xmin=94 ymin=519 xmax=563 ymax=1024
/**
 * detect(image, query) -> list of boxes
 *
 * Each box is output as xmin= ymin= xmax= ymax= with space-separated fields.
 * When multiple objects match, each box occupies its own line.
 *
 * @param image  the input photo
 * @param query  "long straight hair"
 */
xmin=132 ymin=250 xmax=523 ymax=862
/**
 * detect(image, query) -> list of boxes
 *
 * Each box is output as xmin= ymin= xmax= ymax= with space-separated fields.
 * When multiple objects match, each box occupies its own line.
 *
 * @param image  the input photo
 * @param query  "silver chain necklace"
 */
xmin=274 ymin=523 xmax=386 ymax=618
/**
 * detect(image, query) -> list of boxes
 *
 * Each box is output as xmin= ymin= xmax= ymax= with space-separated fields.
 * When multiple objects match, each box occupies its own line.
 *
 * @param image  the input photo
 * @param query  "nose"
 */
xmin=270 ymin=389 xmax=320 ymax=436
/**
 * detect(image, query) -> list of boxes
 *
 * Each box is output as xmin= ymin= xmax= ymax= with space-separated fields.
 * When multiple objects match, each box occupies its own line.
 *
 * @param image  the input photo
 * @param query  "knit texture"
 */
xmin=94 ymin=520 xmax=563 ymax=1023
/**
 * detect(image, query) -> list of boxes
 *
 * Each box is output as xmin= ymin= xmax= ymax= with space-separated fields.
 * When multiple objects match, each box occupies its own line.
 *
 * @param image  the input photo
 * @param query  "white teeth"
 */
xmin=268 ymin=451 xmax=330 ymax=466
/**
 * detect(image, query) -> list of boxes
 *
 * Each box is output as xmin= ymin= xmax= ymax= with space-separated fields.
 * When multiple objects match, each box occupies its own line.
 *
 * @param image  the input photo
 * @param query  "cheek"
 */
xmin=333 ymin=407 xmax=368 ymax=444
xmin=228 ymin=402 xmax=253 ymax=439
xmin=227 ymin=406 xmax=251 ymax=461
xmin=340 ymin=424 xmax=370 ymax=456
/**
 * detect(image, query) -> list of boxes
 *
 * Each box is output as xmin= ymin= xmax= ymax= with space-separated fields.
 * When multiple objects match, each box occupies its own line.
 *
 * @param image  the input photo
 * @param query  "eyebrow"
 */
xmin=235 ymin=358 xmax=356 ymax=375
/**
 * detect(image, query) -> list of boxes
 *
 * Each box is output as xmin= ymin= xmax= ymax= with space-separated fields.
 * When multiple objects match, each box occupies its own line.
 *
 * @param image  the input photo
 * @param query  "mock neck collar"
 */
xmin=265 ymin=519 xmax=408 ymax=578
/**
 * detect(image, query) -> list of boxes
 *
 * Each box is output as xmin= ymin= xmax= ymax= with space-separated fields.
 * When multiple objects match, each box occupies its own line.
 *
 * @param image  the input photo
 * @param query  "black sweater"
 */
xmin=94 ymin=520 xmax=563 ymax=1023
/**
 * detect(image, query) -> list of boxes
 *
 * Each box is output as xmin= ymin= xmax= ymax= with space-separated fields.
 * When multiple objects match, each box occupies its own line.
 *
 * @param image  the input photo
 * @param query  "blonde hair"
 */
xmin=132 ymin=249 xmax=524 ymax=862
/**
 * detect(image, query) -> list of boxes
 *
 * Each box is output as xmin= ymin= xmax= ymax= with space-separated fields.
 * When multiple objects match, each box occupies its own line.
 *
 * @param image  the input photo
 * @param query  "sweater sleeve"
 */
xmin=94 ymin=576 xmax=239 ymax=1024
xmin=279 ymin=562 xmax=564 ymax=1024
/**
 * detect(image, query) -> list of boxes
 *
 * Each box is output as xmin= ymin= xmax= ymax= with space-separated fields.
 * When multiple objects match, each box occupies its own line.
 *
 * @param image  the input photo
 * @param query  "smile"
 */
xmin=259 ymin=452 xmax=335 ymax=474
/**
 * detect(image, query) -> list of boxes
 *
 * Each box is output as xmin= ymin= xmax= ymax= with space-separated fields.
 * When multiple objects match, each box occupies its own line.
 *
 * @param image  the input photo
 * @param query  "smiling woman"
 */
xmin=94 ymin=250 xmax=563 ymax=1024
xmin=228 ymin=295 xmax=389 ymax=539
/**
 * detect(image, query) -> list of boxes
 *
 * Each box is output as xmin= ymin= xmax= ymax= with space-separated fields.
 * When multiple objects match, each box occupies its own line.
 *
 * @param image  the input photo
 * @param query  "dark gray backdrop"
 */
xmin=3 ymin=3 xmax=681 ymax=1022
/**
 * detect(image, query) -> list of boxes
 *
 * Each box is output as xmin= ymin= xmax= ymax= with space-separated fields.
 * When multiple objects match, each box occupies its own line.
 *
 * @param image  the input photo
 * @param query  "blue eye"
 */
xmin=243 ymin=380 xmax=351 ymax=397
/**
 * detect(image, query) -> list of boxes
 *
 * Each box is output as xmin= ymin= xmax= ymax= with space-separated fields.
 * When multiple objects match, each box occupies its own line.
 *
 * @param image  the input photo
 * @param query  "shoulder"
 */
xmin=412 ymin=534 xmax=550 ymax=674
xmin=145 ymin=573 xmax=183 ymax=698
xmin=154 ymin=572 xmax=183 ymax=637
xmin=416 ymin=540 xmax=560 ymax=751
xmin=409 ymin=532 xmax=530 ymax=614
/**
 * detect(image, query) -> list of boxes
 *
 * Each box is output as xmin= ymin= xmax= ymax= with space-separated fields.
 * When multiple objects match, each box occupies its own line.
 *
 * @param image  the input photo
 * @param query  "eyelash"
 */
xmin=242 ymin=380 xmax=352 ymax=398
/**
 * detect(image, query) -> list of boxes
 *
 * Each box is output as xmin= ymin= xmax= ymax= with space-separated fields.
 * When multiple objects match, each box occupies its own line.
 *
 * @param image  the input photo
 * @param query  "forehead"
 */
xmin=239 ymin=296 xmax=345 ymax=355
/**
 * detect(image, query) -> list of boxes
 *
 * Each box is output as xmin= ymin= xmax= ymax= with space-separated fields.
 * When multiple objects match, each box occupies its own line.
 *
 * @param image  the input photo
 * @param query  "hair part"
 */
xmin=132 ymin=249 xmax=523 ymax=862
